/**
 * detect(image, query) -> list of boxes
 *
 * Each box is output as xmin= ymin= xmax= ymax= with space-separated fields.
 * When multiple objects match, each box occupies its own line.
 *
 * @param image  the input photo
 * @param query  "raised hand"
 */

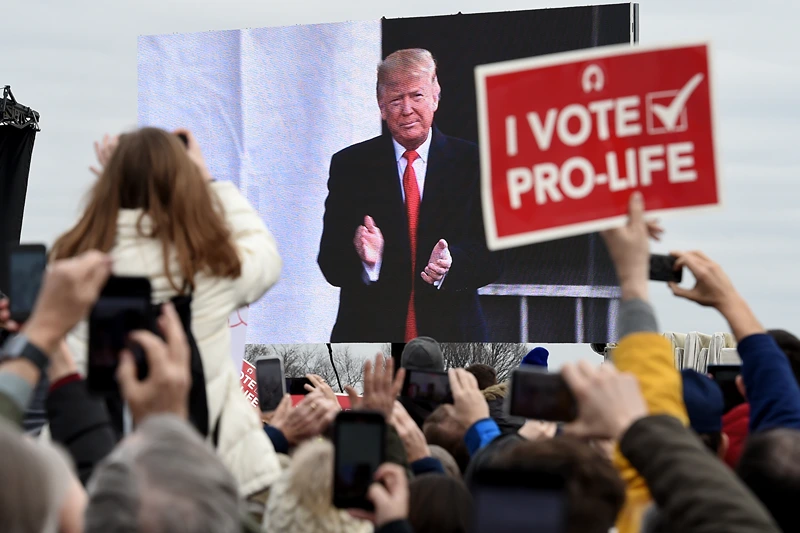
xmin=116 ymin=303 xmax=192 ymax=425
xmin=354 ymin=215 xmax=385 ymax=268
xmin=270 ymin=389 xmax=339 ymax=446
xmin=89 ymin=134 xmax=119 ymax=176
xmin=600 ymin=192 xmax=651 ymax=301
xmin=448 ymin=368 xmax=489 ymax=429
xmin=518 ymin=419 xmax=558 ymax=441
xmin=390 ymin=400 xmax=431 ymax=462
xmin=304 ymin=373 xmax=340 ymax=407
xmin=561 ymin=361 xmax=647 ymax=441
xmin=669 ymin=250 xmax=738 ymax=309
xmin=348 ymin=463 xmax=410 ymax=527
xmin=172 ymin=128 xmax=213 ymax=182
xmin=0 ymin=298 xmax=20 ymax=333
xmin=421 ymin=239 xmax=452 ymax=285
xmin=668 ymin=250 xmax=763 ymax=340
xmin=345 ymin=353 xmax=405 ymax=419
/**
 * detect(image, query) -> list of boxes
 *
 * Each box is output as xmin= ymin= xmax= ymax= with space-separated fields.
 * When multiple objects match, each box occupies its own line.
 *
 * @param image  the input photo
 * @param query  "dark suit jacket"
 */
xmin=318 ymin=127 xmax=502 ymax=342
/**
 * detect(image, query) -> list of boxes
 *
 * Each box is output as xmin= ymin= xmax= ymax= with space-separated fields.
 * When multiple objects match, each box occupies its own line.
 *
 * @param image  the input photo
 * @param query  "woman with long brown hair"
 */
xmin=51 ymin=127 xmax=283 ymax=496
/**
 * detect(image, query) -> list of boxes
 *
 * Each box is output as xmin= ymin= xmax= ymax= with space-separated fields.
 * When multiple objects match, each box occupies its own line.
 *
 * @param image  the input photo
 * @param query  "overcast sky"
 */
xmin=5 ymin=0 xmax=798 ymax=368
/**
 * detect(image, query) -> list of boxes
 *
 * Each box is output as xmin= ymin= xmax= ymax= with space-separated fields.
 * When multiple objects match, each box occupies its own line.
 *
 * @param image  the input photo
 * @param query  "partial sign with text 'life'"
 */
xmin=475 ymin=42 xmax=719 ymax=250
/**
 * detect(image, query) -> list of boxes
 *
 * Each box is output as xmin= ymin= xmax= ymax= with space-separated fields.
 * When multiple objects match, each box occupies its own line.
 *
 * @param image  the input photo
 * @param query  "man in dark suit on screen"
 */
xmin=318 ymin=48 xmax=502 ymax=343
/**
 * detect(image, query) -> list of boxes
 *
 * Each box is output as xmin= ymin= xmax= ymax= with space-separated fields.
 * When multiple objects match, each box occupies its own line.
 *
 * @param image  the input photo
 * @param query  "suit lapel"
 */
xmin=416 ymin=126 xmax=450 ymax=264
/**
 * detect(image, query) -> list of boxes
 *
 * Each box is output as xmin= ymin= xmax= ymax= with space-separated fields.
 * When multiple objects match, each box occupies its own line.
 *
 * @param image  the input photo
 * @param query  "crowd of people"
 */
xmin=2 ymin=94 xmax=800 ymax=533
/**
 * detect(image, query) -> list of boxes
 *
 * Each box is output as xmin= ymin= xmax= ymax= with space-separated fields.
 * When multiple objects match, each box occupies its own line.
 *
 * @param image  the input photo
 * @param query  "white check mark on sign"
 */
xmin=651 ymin=73 xmax=705 ymax=131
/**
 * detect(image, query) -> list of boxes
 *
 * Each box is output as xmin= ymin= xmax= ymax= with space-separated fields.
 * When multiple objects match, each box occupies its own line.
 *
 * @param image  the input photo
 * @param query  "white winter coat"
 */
xmin=65 ymin=181 xmax=283 ymax=496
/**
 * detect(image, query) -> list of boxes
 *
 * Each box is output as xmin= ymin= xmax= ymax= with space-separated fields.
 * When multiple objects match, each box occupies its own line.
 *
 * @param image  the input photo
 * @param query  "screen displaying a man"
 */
xmin=318 ymin=48 xmax=502 ymax=343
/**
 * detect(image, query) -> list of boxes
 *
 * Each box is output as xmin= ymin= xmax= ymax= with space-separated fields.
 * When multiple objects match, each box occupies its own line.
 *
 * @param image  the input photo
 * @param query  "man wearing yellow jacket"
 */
xmin=600 ymin=192 xmax=689 ymax=533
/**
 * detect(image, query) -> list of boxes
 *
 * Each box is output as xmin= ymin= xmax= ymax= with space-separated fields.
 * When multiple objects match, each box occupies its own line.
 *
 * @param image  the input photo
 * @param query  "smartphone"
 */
xmin=707 ymin=364 xmax=745 ymax=414
xmin=286 ymin=377 xmax=312 ymax=396
xmin=506 ymin=367 xmax=578 ymax=422
xmin=650 ymin=254 xmax=683 ymax=283
xmin=87 ymin=276 xmax=153 ymax=394
xmin=401 ymin=369 xmax=452 ymax=405
xmin=332 ymin=410 xmax=386 ymax=510
xmin=256 ymin=357 xmax=286 ymax=412
xmin=6 ymin=244 xmax=47 ymax=323
xmin=471 ymin=467 xmax=566 ymax=533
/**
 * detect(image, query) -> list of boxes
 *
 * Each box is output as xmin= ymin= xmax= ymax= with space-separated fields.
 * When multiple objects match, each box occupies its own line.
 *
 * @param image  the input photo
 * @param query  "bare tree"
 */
xmin=244 ymin=344 xmax=366 ymax=392
xmin=243 ymin=343 xmax=269 ymax=364
xmin=440 ymin=343 xmax=527 ymax=382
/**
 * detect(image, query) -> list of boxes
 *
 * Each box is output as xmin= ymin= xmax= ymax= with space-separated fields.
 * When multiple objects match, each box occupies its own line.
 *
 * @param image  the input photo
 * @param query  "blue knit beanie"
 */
xmin=521 ymin=347 xmax=549 ymax=369
xmin=681 ymin=369 xmax=724 ymax=433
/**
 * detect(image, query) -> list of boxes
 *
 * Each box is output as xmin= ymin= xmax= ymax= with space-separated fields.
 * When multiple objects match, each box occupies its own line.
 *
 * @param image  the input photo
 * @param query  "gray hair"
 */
xmin=377 ymin=48 xmax=441 ymax=103
xmin=86 ymin=415 xmax=241 ymax=533
xmin=0 ymin=419 xmax=73 ymax=533
xmin=428 ymin=445 xmax=462 ymax=479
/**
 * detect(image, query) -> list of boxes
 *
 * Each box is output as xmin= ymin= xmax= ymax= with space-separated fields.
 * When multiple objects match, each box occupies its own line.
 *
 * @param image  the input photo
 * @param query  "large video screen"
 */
xmin=138 ymin=4 xmax=636 ymax=344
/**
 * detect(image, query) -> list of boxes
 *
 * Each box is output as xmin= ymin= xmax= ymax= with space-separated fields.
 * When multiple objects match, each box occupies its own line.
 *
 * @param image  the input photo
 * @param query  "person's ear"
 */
xmin=379 ymin=102 xmax=388 ymax=122
xmin=736 ymin=375 xmax=747 ymax=401
xmin=718 ymin=432 xmax=730 ymax=461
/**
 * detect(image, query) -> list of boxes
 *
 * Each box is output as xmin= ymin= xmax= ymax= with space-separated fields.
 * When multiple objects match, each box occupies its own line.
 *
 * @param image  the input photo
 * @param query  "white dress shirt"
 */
xmin=362 ymin=129 xmax=446 ymax=288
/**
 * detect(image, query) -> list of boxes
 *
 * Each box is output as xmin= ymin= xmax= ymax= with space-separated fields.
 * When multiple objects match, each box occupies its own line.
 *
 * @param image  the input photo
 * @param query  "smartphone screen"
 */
xmin=88 ymin=277 xmax=153 ymax=394
xmin=508 ymin=368 xmax=578 ymax=422
xmin=472 ymin=470 xmax=566 ymax=533
xmin=707 ymin=365 xmax=745 ymax=414
xmin=256 ymin=358 xmax=285 ymax=412
xmin=333 ymin=411 xmax=385 ymax=510
xmin=401 ymin=369 xmax=452 ymax=405
xmin=8 ymin=244 xmax=47 ymax=323
xmin=286 ymin=377 xmax=312 ymax=396
xmin=649 ymin=254 xmax=683 ymax=283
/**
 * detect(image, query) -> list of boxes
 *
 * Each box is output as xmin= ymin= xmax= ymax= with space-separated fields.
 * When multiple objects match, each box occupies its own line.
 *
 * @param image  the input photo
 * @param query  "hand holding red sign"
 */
xmin=476 ymin=42 xmax=718 ymax=249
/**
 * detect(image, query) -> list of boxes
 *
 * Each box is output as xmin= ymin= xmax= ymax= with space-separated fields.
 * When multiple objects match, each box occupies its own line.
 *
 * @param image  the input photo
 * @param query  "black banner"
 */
xmin=0 ymin=126 xmax=36 ymax=295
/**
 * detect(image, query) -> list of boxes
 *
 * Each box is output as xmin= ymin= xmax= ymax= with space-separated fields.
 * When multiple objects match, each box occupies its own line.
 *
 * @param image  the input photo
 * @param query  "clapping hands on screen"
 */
xmin=354 ymin=216 xmax=384 ymax=268
xmin=421 ymin=239 xmax=452 ymax=285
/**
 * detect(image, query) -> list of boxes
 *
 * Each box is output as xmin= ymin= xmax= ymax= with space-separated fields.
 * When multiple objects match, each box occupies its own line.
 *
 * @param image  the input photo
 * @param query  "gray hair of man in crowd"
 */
xmin=85 ymin=414 xmax=241 ymax=533
xmin=0 ymin=419 xmax=76 ymax=533
xmin=376 ymin=48 xmax=442 ymax=103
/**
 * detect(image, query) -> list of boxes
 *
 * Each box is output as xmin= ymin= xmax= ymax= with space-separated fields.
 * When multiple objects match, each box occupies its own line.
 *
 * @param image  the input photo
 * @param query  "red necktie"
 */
xmin=403 ymin=150 xmax=420 ymax=341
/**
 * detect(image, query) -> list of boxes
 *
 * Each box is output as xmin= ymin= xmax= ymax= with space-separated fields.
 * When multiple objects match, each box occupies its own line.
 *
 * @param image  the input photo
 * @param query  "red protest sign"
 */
xmin=475 ymin=42 xmax=719 ymax=250
xmin=240 ymin=359 xmax=259 ymax=408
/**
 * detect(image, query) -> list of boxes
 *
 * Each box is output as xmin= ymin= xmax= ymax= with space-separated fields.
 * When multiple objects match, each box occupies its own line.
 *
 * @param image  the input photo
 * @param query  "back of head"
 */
xmin=263 ymin=439 xmax=371 ymax=533
xmin=0 ymin=420 xmax=72 ymax=533
xmin=490 ymin=436 xmax=625 ymax=533
xmin=681 ymin=369 xmax=725 ymax=453
xmin=423 ymin=405 xmax=470 ymax=473
xmin=428 ymin=445 xmax=462 ymax=479
xmin=401 ymin=336 xmax=444 ymax=371
xmin=86 ymin=415 xmax=240 ymax=533
xmin=768 ymin=329 xmax=800 ymax=386
xmin=52 ymin=127 xmax=242 ymax=291
xmin=409 ymin=474 xmax=473 ymax=533
xmin=466 ymin=364 xmax=497 ymax=390
xmin=737 ymin=428 xmax=800 ymax=531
